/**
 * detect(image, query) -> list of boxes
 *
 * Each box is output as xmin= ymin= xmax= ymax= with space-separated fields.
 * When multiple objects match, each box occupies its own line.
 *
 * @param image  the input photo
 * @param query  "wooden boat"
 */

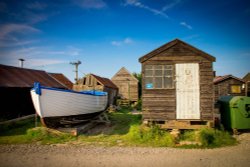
xmin=30 ymin=82 xmax=108 ymax=127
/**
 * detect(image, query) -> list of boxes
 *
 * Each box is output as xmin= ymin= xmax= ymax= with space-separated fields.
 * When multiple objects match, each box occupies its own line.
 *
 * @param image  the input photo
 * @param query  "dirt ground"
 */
xmin=0 ymin=133 xmax=249 ymax=167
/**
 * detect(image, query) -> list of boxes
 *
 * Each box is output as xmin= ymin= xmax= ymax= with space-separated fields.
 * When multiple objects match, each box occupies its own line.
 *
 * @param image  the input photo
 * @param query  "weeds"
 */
xmin=0 ymin=109 xmax=237 ymax=148
xmin=178 ymin=128 xmax=237 ymax=148
xmin=199 ymin=128 xmax=236 ymax=148
xmin=0 ymin=117 xmax=40 ymax=136
xmin=126 ymin=124 xmax=175 ymax=147
xmin=26 ymin=127 xmax=76 ymax=144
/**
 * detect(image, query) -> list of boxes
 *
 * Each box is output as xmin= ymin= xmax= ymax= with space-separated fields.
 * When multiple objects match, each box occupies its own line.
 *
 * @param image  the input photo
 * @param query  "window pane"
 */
xmin=145 ymin=65 xmax=153 ymax=70
xmin=231 ymin=85 xmax=241 ymax=93
xmin=164 ymin=77 xmax=173 ymax=88
xmin=155 ymin=70 xmax=163 ymax=76
xmin=164 ymin=70 xmax=172 ymax=76
xmin=164 ymin=65 xmax=172 ymax=70
xmin=155 ymin=77 xmax=163 ymax=88
xmin=155 ymin=65 xmax=163 ymax=70
xmin=145 ymin=70 xmax=153 ymax=76
xmin=145 ymin=77 xmax=153 ymax=89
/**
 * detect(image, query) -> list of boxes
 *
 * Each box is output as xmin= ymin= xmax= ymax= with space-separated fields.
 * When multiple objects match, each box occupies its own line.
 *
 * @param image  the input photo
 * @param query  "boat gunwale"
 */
xmin=31 ymin=86 xmax=108 ymax=96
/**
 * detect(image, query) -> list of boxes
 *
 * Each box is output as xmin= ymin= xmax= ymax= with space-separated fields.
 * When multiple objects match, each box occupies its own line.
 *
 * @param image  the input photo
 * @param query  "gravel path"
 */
xmin=0 ymin=133 xmax=250 ymax=167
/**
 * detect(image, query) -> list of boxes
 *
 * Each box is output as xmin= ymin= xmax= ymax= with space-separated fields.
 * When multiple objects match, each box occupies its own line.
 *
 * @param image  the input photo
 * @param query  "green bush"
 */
xmin=126 ymin=124 xmax=175 ymax=147
xmin=179 ymin=130 xmax=197 ymax=142
xmin=178 ymin=128 xmax=237 ymax=148
xmin=199 ymin=128 xmax=236 ymax=148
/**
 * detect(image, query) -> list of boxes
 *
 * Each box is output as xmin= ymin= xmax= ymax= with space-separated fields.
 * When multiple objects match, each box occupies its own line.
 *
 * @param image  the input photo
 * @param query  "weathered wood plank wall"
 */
xmin=112 ymin=67 xmax=138 ymax=102
xmin=140 ymin=39 xmax=215 ymax=122
xmin=214 ymin=78 xmax=245 ymax=101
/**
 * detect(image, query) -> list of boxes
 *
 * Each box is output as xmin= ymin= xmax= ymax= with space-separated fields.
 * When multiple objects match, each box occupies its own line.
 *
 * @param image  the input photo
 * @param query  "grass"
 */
xmin=0 ymin=117 xmax=40 ymax=136
xmin=0 ymin=108 xmax=237 ymax=148
xmin=178 ymin=128 xmax=237 ymax=148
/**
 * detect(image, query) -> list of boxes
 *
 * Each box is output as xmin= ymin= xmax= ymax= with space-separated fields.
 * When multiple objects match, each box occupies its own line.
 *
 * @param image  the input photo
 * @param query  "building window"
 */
xmin=145 ymin=65 xmax=174 ymax=89
xmin=230 ymin=85 xmax=241 ymax=93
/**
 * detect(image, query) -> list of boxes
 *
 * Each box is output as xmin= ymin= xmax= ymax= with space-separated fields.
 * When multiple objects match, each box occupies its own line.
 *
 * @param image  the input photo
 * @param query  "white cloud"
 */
xmin=180 ymin=22 xmax=192 ymax=30
xmin=124 ymin=37 xmax=133 ymax=44
xmin=0 ymin=23 xmax=40 ymax=39
xmin=111 ymin=37 xmax=133 ymax=46
xmin=74 ymin=0 xmax=107 ymax=9
xmin=124 ymin=0 xmax=168 ymax=19
xmin=0 ymin=24 xmax=40 ymax=48
xmin=66 ymin=46 xmax=82 ymax=56
xmin=0 ymin=46 xmax=74 ymax=69
xmin=111 ymin=41 xmax=121 ymax=46
xmin=28 ymin=58 xmax=67 ymax=67
xmin=161 ymin=0 xmax=181 ymax=11
xmin=0 ymin=40 xmax=37 ymax=47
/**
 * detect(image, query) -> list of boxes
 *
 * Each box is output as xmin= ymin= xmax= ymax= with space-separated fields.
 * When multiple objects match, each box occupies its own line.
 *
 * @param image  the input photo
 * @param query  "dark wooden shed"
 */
xmin=214 ymin=75 xmax=246 ymax=101
xmin=111 ymin=67 xmax=139 ymax=103
xmin=0 ymin=64 xmax=67 ymax=121
xmin=138 ymin=39 xmax=216 ymax=129
xmin=73 ymin=74 xmax=118 ymax=106
xmin=243 ymin=73 xmax=250 ymax=96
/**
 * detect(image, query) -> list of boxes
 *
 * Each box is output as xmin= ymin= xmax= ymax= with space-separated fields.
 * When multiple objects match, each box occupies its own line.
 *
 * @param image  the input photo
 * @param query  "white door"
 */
xmin=176 ymin=63 xmax=200 ymax=119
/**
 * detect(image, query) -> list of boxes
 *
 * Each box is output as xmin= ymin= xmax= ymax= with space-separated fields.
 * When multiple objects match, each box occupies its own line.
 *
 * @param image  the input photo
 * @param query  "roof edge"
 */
xmin=138 ymin=39 xmax=216 ymax=63
xmin=111 ymin=67 xmax=138 ymax=82
xmin=214 ymin=75 xmax=245 ymax=84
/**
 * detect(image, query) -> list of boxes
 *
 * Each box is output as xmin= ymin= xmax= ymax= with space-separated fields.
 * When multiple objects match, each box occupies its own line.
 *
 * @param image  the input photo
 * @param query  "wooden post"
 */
xmin=35 ymin=113 xmax=38 ymax=127
xmin=127 ymin=79 xmax=130 ymax=103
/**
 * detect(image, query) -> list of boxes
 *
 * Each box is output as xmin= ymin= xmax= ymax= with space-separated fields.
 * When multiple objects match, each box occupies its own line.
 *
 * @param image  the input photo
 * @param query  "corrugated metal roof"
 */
xmin=49 ymin=73 xmax=73 ymax=89
xmin=213 ymin=75 xmax=245 ymax=84
xmin=91 ymin=74 xmax=118 ymax=89
xmin=0 ymin=64 xmax=66 ymax=88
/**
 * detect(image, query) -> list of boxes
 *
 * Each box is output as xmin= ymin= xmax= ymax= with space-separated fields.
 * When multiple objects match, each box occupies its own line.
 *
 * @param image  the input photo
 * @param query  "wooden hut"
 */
xmin=0 ymin=64 xmax=67 ymax=121
xmin=111 ymin=67 xmax=139 ymax=103
xmin=138 ymin=39 xmax=216 ymax=129
xmin=214 ymin=75 xmax=246 ymax=101
xmin=243 ymin=73 xmax=250 ymax=96
xmin=73 ymin=74 xmax=118 ymax=105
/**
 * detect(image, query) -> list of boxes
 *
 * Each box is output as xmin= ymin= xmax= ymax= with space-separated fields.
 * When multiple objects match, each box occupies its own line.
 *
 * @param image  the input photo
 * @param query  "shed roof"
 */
xmin=0 ymin=64 xmax=66 ymax=88
xmin=243 ymin=73 xmax=250 ymax=82
xmin=111 ymin=67 xmax=138 ymax=82
xmin=139 ymin=39 xmax=216 ymax=63
xmin=91 ymin=74 xmax=118 ymax=89
xmin=213 ymin=75 xmax=245 ymax=84
xmin=49 ymin=73 xmax=73 ymax=89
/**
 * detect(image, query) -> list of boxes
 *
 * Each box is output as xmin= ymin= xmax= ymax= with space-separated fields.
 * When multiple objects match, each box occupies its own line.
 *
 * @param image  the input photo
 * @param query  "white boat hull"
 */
xmin=30 ymin=84 xmax=108 ymax=127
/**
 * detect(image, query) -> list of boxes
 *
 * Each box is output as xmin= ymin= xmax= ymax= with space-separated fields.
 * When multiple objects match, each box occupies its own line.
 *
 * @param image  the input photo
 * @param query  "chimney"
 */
xmin=19 ymin=58 xmax=25 ymax=68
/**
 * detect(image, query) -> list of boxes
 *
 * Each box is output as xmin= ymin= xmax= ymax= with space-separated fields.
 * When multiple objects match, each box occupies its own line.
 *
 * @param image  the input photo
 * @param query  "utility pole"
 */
xmin=18 ymin=58 xmax=25 ymax=68
xmin=70 ymin=60 xmax=81 ymax=83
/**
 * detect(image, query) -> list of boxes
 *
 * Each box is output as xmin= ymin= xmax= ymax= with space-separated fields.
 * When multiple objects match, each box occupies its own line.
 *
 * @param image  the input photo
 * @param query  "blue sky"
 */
xmin=0 ymin=0 xmax=249 ymax=82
